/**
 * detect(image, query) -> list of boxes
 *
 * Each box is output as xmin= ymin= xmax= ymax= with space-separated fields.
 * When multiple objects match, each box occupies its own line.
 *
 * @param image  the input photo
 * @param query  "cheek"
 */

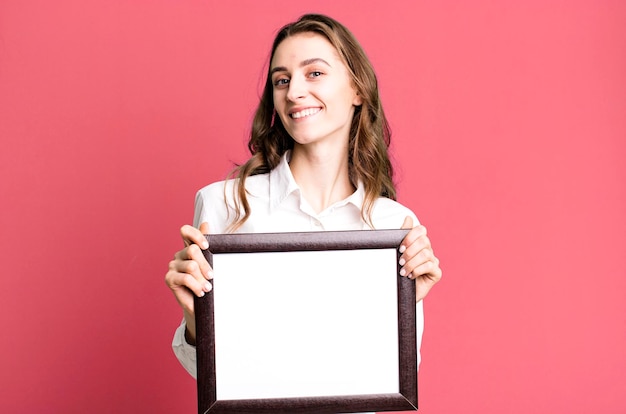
xmin=324 ymin=83 xmax=359 ymax=110
xmin=277 ymin=112 xmax=290 ymax=127
xmin=273 ymin=101 xmax=291 ymax=125
xmin=345 ymin=85 xmax=361 ymax=107
xmin=273 ymin=90 xmax=281 ymax=109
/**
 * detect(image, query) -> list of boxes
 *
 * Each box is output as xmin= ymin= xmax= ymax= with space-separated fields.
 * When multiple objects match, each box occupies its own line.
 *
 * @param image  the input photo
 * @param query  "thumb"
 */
xmin=401 ymin=216 xmax=414 ymax=229
xmin=198 ymin=222 xmax=210 ymax=249
xmin=198 ymin=222 xmax=210 ymax=235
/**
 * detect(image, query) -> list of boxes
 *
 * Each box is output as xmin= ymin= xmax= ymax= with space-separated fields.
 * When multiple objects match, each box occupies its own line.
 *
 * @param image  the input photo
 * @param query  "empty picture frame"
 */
xmin=195 ymin=229 xmax=417 ymax=414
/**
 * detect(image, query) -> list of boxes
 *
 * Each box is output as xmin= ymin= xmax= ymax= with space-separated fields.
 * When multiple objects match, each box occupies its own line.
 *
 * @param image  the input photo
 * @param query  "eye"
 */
xmin=308 ymin=71 xmax=323 ymax=78
xmin=273 ymin=77 xmax=290 ymax=88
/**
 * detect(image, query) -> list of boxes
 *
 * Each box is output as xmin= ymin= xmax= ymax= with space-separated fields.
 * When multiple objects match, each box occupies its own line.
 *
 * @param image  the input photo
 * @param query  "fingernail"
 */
xmin=201 ymin=240 xmax=209 ymax=249
xmin=204 ymin=282 xmax=212 ymax=291
xmin=399 ymin=245 xmax=406 ymax=253
xmin=198 ymin=291 xmax=205 ymax=297
xmin=207 ymin=270 xmax=214 ymax=280
xmin=399 ymin=258 xmax=406 ymax=266
xmin=400 ymin=268 xmax=406 ymax=277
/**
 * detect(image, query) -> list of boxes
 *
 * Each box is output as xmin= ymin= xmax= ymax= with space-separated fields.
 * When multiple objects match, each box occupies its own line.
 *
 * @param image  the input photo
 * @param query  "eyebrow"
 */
xmin=270 ymin=58 xmax=332 ymax=76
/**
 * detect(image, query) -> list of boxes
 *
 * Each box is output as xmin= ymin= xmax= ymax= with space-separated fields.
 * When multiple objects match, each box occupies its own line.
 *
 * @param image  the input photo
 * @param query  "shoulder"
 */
xmin=193 ymin=173 xmax=271 ymax=231
xmin=195 ymin=173 xmax=270 ymax=203
xmin=196 ymin=179 xmax=228 ymax=200
xmin=193 ymin=180 xmax=232 ymax=231
xmin=369 ymin=197 xmax=420 ymax=229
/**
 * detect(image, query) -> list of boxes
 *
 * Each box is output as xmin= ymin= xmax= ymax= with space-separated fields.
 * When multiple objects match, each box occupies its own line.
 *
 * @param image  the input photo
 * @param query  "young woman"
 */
xmin=165 ymin=13 xmax=442 ymax=381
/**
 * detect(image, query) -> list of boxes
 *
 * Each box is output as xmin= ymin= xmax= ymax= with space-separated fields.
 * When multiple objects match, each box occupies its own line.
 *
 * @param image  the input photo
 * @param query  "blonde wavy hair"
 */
xmin=227 ymin=14 xmax=395 ymax=231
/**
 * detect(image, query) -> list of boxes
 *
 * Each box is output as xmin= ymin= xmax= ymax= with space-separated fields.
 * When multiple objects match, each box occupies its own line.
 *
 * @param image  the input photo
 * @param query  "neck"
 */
xmin=289 ymin=144 xmax=354 ymax=214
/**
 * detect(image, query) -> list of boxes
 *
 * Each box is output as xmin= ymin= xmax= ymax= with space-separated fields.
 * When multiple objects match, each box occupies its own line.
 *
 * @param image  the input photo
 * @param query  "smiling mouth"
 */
xmin=289 ymin=108 xmax=321 ymax=119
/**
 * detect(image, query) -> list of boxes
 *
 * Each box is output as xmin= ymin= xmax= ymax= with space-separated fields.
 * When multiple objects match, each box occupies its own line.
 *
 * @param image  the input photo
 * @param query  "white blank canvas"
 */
xmin=212 ymin=248 xmax=399 ymax=400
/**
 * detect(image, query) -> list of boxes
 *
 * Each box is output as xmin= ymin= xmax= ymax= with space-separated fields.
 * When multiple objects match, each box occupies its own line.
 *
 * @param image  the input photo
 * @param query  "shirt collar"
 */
xmin=269 ymin=150 xmax=365 ymax=212
xmin=269 ymin=151 xmax=300 ymax=211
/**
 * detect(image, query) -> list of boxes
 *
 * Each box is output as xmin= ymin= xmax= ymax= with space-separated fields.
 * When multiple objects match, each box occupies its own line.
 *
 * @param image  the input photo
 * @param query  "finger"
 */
xmin=165 ymin=269 xmax=208 ymax=313
xmin=399 ymin=217 xmax=425 ymax=254
xmin=165 ymin=264 xmax=210 ymax=296
xmin=399 ymin=244 xmax=433 ymax=277
xmin=400 ymin=232 xmax=430 ymax=259
xmin=184 ymin=243 xmax=214 ymax=280
xmin=198 ymin=222 xmax=209 ymax=235
xmin=407 ymin=254 xmax=440 ymax=281
xmin=399 ymin=216 xmax=412 ymax=254
xmin=414 ymin=257 xmax=442 ymax=302
xmin=401 ymin=216 xmax=413 ymax=230
xmin=168 ymin=256 xmax=213 ymax=294
xmin=173 ymin=245 xmax=213 ymax=282
xmin=399 ymin=228 xmax=429 ymax=271
xmin=189 ymin=222 xmax=213 ymax=279
xmin=181 ymin=224 xmax=209 ymax=249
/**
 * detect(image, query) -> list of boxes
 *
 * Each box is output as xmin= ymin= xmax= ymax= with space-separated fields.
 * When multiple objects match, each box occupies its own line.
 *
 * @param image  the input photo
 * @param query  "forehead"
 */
xmin=271 ymin=32 xmax=342 ymax=67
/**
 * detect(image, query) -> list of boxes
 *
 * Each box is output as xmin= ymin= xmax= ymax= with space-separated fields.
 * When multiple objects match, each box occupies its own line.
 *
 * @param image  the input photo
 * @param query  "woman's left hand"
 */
xmin=399 ymin=216 xmax=442 ymax=302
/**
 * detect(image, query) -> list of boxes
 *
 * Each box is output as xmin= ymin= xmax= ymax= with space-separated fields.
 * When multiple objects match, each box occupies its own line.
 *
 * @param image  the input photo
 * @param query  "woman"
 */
xmin=165 ymin=13 xmax=441 ymax=380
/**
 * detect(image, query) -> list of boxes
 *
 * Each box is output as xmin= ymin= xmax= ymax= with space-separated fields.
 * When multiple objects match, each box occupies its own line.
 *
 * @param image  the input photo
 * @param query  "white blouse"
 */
xmin=172 ymin=152 xmax=424 ymax=411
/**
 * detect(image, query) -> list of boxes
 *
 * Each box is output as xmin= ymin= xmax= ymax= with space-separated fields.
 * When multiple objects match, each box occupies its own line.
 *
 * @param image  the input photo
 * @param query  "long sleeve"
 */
xmin=173 ymin=163 xmax=425 ymax=387
xmin=172 ymin=319 xmax=198 ymax=379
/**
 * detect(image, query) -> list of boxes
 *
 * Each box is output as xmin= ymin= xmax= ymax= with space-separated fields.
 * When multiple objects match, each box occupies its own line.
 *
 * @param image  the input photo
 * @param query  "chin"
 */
xmin=287 ymin=132 xmax=319 ymax=145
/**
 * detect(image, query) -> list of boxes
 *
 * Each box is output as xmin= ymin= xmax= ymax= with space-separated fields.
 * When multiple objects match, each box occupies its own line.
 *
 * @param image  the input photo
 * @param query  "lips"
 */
xmin=289 ymin=107 xmax=322 ymax=119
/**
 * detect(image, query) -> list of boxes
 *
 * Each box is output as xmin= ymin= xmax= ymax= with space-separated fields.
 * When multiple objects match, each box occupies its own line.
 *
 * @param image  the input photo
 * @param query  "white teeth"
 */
xmin=290 ymin=108 xmax=321 ymax=119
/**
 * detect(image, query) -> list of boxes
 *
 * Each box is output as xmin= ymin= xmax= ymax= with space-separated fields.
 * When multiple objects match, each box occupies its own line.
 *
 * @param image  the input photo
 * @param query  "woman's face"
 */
xmin=270 ymin=32 xmax=362 ymax=149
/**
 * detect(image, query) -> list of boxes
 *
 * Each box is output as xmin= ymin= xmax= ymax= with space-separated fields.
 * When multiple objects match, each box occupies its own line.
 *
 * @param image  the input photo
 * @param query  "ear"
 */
xmin=353 ymin=91 xmax=363 ymax=106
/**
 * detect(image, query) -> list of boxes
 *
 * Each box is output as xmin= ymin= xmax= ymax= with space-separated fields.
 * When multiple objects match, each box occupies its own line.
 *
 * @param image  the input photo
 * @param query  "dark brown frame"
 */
xmin=195 ymin=229 xmax=417 ymax=414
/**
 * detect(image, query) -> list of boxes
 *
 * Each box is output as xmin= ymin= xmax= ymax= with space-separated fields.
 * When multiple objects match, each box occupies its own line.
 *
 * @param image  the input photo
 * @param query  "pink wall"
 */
xmin=1 ymin=1 xmax=624 ymax=412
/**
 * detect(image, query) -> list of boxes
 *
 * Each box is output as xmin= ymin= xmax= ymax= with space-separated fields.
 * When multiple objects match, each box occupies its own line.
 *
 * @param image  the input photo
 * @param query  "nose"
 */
xmin=286 ymin=75 xmax=307 ymax=102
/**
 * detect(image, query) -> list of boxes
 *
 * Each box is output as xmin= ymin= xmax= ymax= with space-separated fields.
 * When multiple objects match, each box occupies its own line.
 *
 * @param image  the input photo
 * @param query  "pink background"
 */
xmin=1 ymin=0 xmax=625 ymax=413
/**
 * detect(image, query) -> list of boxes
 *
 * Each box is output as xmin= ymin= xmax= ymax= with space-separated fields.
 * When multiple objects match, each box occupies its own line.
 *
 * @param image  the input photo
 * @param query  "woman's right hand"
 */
xmin=165 ymin=222 xmax=213 ymax=345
